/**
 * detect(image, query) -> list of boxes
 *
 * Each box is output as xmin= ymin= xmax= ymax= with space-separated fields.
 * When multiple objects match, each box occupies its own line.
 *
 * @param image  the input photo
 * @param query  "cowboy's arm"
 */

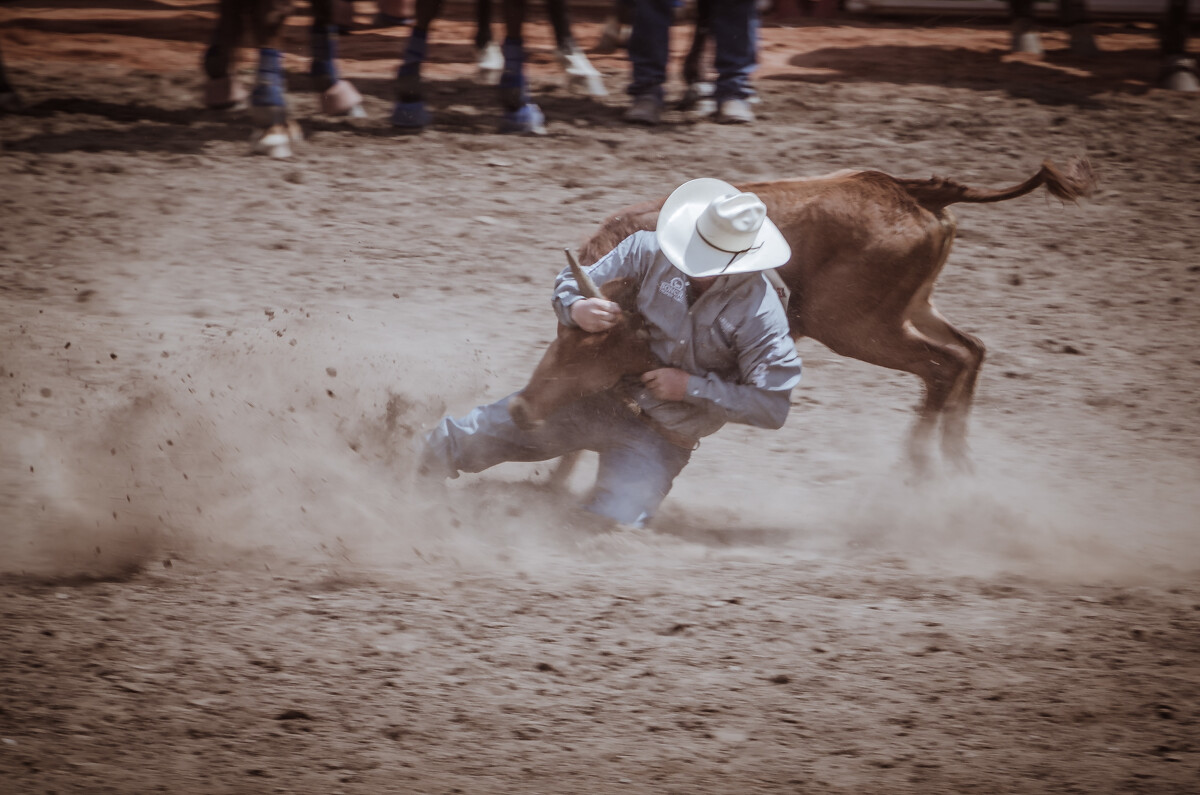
xmin=552 ymin=232 xmax=651 ymax=327
xmin=681 ymin=301 xmax=801 ymax=430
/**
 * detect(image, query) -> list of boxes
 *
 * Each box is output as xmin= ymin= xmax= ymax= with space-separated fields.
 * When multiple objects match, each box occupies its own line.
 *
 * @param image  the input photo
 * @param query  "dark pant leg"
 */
xmin=626 ymin=0 xmax=673 ymax=99
xmin=710 ymin=0 xmax=757 ymax=101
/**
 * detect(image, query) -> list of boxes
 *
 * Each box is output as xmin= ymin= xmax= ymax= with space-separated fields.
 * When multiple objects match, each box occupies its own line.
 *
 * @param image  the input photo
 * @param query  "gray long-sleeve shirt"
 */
xmin=553 ymin=230 xmax=802 ymax=442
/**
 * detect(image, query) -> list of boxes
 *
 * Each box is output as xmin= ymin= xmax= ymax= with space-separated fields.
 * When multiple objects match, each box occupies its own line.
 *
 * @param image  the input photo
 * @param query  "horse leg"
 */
xmin=248 ymin=0 xmax=303 ymax=157
xmin=390 ymin=0 xmax=443 ymax=128
xmin=0 ymin=41 xmax=20 ymax=112
xmin=1060 ymin=0 xmax=1097 ymax=57
xmin=678 ymin=0 xmax=712 ymax=111
xmin=476 ymin=0 xmax=505 ymax=84
xmin=374 ymin=0 xmax=412 ymax=27
xmin=497 ymin=0 xmax=546 ymax=134
xmin=547 ymin=0 xmax=607 ymax=96
xmin=310 ymin=0 xmax=366 ymax=117
xmin=1009 ymin=0 xmax=1042 ymax=55
xmin=202 ymin=0 xmax=250 ymax=109
xmin=1160 ymin=0 xmax=1199 ymax=91
xmin=595 ymin=0 xmax=633 ymax=54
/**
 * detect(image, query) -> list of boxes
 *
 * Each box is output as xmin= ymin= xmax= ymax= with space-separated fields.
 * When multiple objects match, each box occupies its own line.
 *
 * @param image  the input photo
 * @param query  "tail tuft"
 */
xmin=1040 ymin=156 xmax=1097 ymax=203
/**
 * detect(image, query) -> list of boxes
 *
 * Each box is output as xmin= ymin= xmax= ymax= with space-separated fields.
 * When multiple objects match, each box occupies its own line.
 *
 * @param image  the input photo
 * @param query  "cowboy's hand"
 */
xmin=642 ymin=368 xmax=691 ymax=402
xmin=570 ymin=298 xmax=621 ymax=332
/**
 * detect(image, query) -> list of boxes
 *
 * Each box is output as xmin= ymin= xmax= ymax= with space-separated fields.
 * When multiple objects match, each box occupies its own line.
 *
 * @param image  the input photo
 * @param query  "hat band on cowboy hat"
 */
xmin=656 ymin=178 xmax=791 ymax=278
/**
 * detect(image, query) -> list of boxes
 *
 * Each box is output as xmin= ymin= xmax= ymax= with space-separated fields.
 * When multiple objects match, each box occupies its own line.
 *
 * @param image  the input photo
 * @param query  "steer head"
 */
xmin=509 ymin=255 xmax=660 ymax=431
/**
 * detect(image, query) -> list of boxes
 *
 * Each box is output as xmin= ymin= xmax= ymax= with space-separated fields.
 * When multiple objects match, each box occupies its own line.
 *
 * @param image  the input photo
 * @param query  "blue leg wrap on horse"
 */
xmin=251 ymin=48 xmax=286 ymax=108
xmin=499 ymin=37 xmax=526 ymax=92
xmin=309 ymin=24 xmax=340 ymax=87
xmin=398 ymin=28 xmax=428 ymax=79
xmin=500 ymin=102 xmax=545 ymax=134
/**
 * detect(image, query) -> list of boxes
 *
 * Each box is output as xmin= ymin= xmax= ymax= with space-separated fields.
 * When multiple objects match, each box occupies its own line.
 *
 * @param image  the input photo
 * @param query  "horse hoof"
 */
xmin=1164 ymin=70 xmax=1200 ymax=92
xmin=391 ymin=100 xmax=431 ymax=129
xmin=477 ymin=42 xmax=503 ymax=86
xmin=321 ymin=80 xmax=365 ymax=116
xmin=1162 ymin=57 xmax=1200 ymax=92
xmin=677 ymin=81 xmax=712 ymax=112
xmin=251 ymin=121 xmax=302 ymax=158
xmin=1011 ymin=30 xmax=1043 ymax=56
xmin=203 ymin=76 xmax=248 ymax=110
xmin=500 ymin=103 xmax=546 ymax=135
xmin=565 ymin=73 xmax=607 ymax=97
xmin=557 ymin=48 xmax=607 ymax=97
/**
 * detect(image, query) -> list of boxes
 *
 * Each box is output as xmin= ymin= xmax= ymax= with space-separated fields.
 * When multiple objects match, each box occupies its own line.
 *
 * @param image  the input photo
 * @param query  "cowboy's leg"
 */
xmin=710 ymin=0 xmax=757 ymax=102
xmin=626 ymin=0 xmax=672 ymax=101
xmin=587 ymin=422 xmax=691 ymax=526
xmin=421 ymin=393 xmax=610 ymax=478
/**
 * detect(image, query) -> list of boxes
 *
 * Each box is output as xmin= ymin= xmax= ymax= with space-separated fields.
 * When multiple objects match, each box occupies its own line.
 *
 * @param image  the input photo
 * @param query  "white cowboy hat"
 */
xmin=656 ymin=178 xmax=791 ymax=278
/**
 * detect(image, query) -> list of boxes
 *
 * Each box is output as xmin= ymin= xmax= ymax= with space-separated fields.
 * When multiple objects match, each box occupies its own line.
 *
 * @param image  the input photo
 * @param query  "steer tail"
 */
xmin=896 ymin=156 xmax=1096 ymax=211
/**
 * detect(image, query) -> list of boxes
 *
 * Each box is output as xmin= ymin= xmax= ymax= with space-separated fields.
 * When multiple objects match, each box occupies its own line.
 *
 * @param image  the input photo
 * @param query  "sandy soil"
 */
xmin=1 ymin=2 xmax=1199 ymax=792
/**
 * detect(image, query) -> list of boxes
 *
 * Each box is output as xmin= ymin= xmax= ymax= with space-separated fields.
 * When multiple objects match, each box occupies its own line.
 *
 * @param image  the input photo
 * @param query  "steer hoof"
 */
xmin=500 ymin=103 xmax=546 ymax=135
xmin=390 ymin=100 xmax=431 ymax=129
xmin=203 ymin=76 xmax=248 ymax=110
xmin=250 ymin=121 xmax=302 ymax=159
xmin=320 ymin=80 xmax=366 ymax=117
xmin=476 ymin=42 xmax=504 ymax=86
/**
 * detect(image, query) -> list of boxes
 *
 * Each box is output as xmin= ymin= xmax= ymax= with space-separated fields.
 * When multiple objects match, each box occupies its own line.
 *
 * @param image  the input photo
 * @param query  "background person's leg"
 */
xmin=710 ymin=0 xmax=757 ymax=103
xmin=625 ymin=0 xmax=672 ymax=104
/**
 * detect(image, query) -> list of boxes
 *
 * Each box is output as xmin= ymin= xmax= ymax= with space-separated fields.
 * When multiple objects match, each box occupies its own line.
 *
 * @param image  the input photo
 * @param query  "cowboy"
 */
xmin=419 ymin=178 xmax=802 ymax=528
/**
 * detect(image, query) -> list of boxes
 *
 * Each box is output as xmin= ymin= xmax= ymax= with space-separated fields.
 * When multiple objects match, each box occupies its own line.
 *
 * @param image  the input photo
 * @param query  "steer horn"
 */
xmin=565 ymin=248 xmax=601 ymax=298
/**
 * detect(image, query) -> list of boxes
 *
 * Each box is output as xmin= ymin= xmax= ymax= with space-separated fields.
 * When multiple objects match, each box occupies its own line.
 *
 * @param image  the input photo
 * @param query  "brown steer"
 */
xmin=509 ymin=159 xmax=1095 ymax=472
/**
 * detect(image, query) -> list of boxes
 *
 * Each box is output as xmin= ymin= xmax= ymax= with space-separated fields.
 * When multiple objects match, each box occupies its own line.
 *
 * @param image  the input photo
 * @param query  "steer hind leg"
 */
xmin=821 ymin=316 xmax=977 ymax=478
xmin=907 ymin=303 xmax=986 ymax=472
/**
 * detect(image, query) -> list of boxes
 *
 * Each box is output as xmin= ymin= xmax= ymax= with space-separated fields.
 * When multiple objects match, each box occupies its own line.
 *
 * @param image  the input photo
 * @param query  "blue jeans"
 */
xmin=421 ymin=392 xmax=692 ymax=527
xmin=627 ymin=0 xmax=758 ymax=102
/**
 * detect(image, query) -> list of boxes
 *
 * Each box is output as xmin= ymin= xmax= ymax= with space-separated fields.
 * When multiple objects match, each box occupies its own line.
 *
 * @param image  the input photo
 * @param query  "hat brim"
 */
xmin=656 ymin=178 xmax=792 ymax=278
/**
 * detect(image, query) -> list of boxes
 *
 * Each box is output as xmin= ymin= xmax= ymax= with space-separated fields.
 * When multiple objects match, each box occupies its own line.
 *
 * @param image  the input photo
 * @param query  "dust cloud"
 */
xmin=2 ymin=309 xmax=1195 ymax=586
xmin=0 ymin=309 xmax=488 ymax=579
xmin=658 ymin=423 xmax=1200 ymax=584
xmin=4 ymin=307 xmax=1196 ymax=585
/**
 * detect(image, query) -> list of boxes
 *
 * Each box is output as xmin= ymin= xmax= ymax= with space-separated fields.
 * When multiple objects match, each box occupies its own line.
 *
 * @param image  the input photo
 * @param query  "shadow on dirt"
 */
xmin=777 ymin=24 xmax=1168 ymax=107
xmin=0 ymin=74 xmax=620 ymax=153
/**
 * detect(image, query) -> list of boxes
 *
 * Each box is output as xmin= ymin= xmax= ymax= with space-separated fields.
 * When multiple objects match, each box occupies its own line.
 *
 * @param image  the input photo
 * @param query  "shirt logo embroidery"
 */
xmin=658 ymin=276 xmax=687 ymax=304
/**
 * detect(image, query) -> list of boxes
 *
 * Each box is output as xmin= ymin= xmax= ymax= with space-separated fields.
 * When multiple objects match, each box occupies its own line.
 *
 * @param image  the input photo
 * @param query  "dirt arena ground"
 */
xmin=2 ymin=2 xmax=1199 ymax=792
